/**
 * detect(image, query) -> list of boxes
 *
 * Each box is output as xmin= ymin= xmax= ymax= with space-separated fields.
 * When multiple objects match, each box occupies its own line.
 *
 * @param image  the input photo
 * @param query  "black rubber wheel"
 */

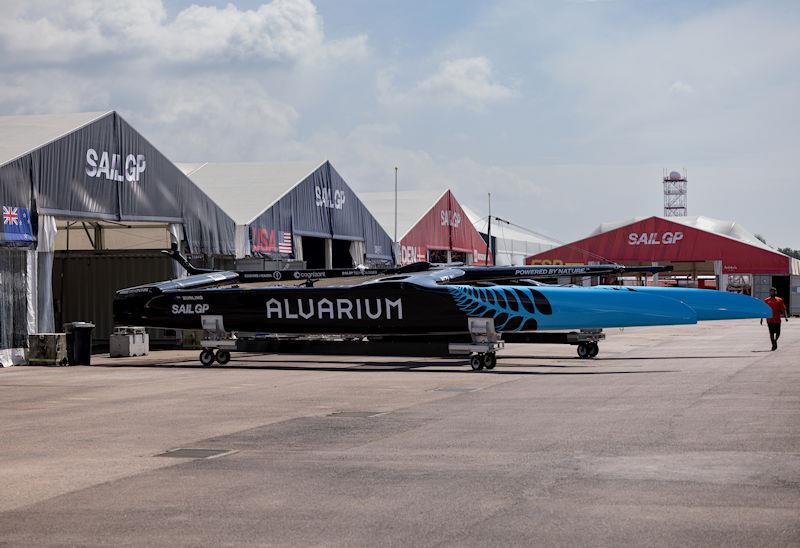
xmin=199 ymin=349 xmax=216 ymax=366
xmin=577 ymin=343 xmax=591 ymax=359
xmin=216 ymin=349 xmax=231 ymax=365
xmin=588 ymin=343 xmax=599 ymax=358
xmin=483 ymin=353 xmax=496 ymax=370
xmin=470 ymin=354 xmax=484 ymax=371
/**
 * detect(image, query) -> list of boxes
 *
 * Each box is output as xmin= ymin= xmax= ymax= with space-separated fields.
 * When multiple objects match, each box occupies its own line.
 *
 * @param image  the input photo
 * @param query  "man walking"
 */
xmin=761 ymin=287 xmax=789 ymax=350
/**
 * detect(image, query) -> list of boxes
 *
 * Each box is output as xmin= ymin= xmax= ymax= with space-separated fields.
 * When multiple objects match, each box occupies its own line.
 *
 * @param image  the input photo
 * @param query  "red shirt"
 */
xmin=764 ymin=296 xmax=787 ymax=324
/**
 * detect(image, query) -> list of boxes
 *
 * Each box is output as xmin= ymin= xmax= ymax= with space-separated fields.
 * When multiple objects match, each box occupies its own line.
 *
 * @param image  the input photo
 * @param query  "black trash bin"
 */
xmin=64 ymin=322 xmax=95 ymax=365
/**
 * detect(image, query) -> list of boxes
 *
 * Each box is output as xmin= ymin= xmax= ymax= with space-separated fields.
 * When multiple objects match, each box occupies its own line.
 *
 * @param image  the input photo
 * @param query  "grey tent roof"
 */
xmin=358 ymin=189 xmax=447 ymax=240
xmin=0 ymin=111 xmax=235 ymax=254
xmin=178 ymin=160 xmax=324 ymax=225
xmin=0 ymin=111 xmax=109 ymax=167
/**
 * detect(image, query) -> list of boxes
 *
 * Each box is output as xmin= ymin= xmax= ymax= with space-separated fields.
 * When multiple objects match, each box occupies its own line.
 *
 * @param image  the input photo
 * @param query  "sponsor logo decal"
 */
xmin=171 ymin=303 xmax=210 ymax=314
xmin=293 ymin=271 xmax=327 ymax=280
xmin=514 ymin=267 xmax=591 ymax=276
xmin=448 ymin=285 xmax=552 ymax=332
xmin=85 ymin=148 xmax=146 ymax=182
xmin=265 ymin=297 xmax=403 ymax=321
xmin=627 ymin=231 xmax=684 ymax=245
xmin=315 ymin=186 xmax=346 ymax=209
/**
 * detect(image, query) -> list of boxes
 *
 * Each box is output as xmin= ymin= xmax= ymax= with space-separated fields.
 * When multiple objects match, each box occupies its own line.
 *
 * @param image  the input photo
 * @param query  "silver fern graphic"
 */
xmin=447 ymin=285 xmax=552 ymax=331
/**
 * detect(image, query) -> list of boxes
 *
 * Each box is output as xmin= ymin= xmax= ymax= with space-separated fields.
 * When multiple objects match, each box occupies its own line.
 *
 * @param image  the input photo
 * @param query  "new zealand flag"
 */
xmin=1 ymin=206 xmax=34 ymax=243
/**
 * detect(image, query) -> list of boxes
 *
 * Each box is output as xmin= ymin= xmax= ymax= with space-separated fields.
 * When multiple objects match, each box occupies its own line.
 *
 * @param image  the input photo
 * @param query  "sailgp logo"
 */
xmin=628 ymin=231 xmax=684 ymax=245
xmin=315 ymin=186 xmax=346 ymax=209
xmin=440 ymin=209 xmax=462 ymax=228
xmin=85 ymin=148 xmax=146 ymax=182
xmin=265 ymin=297 xmax=403 ymax=320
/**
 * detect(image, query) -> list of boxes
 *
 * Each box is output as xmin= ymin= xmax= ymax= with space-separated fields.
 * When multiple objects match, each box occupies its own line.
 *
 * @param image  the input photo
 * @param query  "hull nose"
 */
xmin=599 ymin=287 xmax=772 ymax=321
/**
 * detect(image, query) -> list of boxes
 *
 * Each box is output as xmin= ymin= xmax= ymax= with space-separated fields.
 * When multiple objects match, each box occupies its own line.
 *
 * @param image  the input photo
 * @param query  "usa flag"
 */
xmin=278 ymin=231 xmax=293 ymax=254
xmin=1 ymin=206 xmax=33 ymax=242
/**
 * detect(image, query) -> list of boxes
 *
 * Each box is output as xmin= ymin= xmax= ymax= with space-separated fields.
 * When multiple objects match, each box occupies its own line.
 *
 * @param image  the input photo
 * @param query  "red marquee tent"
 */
xmin=360 ymin=189 xmax=491 ymax=265
xmin=527 ymin=215 xmax=791 ymax=275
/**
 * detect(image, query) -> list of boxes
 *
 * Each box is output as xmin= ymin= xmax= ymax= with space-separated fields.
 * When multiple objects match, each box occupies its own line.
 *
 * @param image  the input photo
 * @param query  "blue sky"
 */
xmin=1 ymin=0 xmax=798 ymax=246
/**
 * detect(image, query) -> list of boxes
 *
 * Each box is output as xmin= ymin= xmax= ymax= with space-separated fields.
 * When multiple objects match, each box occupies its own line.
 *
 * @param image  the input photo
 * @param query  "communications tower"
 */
xmin=662 ymin=169 xmax=687 ymax=217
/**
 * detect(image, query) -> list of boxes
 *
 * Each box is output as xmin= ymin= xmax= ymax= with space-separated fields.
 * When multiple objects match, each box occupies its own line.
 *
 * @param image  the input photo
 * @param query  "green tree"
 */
xmin=777 ymin=247 xmax=800 ymax=260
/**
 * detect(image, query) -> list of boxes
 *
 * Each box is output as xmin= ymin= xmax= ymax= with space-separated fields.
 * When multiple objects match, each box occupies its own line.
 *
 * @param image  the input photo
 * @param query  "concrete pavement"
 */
xmin=0 ymin=319 xmax=797 ymax=546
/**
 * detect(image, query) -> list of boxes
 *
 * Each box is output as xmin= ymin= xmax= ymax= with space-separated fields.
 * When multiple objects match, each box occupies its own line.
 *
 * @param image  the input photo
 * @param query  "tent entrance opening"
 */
xmin=773 ymin=276 xmax=790 ymax=304
xmin=332 ymin=239 xmax=353 ymax=268
xmin=428 ymin=249 xmax=469 ymax=264
xmin=301 ymin=236 xmax=326 ymax=269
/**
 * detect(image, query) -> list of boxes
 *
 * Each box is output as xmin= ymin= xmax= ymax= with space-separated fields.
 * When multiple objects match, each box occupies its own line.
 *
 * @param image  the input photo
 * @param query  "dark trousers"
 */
xmin=768 ymin=322 xmax=781 ymax=347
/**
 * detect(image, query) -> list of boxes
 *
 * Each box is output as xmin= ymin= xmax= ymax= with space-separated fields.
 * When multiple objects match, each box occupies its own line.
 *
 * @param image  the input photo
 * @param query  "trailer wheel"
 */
xmin=470 ymin=354 xmax=484 ymax=371
xmin=199 ymin=349 xmax=216 ymax=366
xmin=216 ymin=350 xmax=231 ymax=365
xmin=483 ymin=353 xmax=496 ymax=370
xmin=577 ymin=343 xmax=591 ymax=359
xmin=588 ymin=343 xmax=599 ymax=358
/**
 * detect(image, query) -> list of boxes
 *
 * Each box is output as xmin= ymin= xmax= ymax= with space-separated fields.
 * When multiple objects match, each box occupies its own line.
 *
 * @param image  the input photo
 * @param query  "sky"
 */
xmin=1 ymin=0 xmax=798 ymax=247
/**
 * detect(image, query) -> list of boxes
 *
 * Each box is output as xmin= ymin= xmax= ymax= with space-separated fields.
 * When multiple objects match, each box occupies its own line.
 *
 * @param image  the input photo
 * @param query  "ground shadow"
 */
xmin=89 ymin=360 xmax=676 ymax=376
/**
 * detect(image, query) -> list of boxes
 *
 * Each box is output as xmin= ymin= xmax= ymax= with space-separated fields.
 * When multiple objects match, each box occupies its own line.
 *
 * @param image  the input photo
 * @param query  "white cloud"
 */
xmin=134 ymin=78 xmax=300 ymax=161
xmin=0 ymin=0 xmax=367 ymax=65
xmin=669 ymin=81 xmax=694 ymax=96
xmin=291 ymin=124 xmax=545 ymax=227
xmin=537 ymin=1 xmax=800 ymax=168
xmin=0 ymin=0 xmax=369 ymax=162
xmin=379 ymin=56 xmax=517 ymax=111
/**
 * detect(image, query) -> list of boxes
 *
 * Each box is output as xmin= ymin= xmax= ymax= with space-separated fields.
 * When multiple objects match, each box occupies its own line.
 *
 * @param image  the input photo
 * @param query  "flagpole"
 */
xmin=485 ymin=192 xmax=492 ymax=265
xmin=394 ymin=166 xmax=398 ymax=245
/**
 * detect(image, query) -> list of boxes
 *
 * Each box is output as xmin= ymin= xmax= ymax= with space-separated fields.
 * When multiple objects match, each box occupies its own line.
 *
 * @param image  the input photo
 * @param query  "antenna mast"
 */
xmin=662 ymin=168 xmax=687 ymax=217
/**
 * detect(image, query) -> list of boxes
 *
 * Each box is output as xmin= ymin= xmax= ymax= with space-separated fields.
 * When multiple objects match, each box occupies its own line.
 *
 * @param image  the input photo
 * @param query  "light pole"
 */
xmin=485 ymin=192 xmax=492 ymax=265
xmin=394 ymin=166 xmax=398 ymax=245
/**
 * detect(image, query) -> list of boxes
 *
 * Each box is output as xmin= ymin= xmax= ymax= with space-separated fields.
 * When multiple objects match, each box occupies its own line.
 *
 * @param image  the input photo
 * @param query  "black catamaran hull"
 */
xmin=113 ymin=275 xmax=771 ymax=336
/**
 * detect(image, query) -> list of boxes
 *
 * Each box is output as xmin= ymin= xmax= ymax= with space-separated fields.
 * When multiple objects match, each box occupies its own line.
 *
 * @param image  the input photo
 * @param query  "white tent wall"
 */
xmin=491 ymin=235 xmax=556 ymax=266
xmin=36 ymin=215 xmax=57 ymax=333
xmin=233 ymin=225 xmax=249 ymax=259
xmin=461 ymin=205 xmax=558 ymax=266
xmin=168 ymin=223 xmax=187 ymax=279
xmin=349 ymin=240 xmax=366 ymax=266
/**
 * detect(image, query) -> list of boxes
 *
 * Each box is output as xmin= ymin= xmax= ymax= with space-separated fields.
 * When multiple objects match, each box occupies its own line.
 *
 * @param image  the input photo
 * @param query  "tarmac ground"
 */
xmin=0 ymin=319 xmax=798 ymax=546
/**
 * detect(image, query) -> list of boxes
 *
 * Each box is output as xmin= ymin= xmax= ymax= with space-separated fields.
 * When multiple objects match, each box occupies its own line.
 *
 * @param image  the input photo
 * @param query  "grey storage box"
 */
xmin=28 ymin=333 xmax=68 ymax=366
xmin=110 ymin=327 xmax=149 ymax=357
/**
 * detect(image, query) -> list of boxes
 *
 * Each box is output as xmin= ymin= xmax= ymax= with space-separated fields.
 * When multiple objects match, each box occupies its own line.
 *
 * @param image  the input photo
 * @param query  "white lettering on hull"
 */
xmin=265 ymin=298 xmax=403 ymax=321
